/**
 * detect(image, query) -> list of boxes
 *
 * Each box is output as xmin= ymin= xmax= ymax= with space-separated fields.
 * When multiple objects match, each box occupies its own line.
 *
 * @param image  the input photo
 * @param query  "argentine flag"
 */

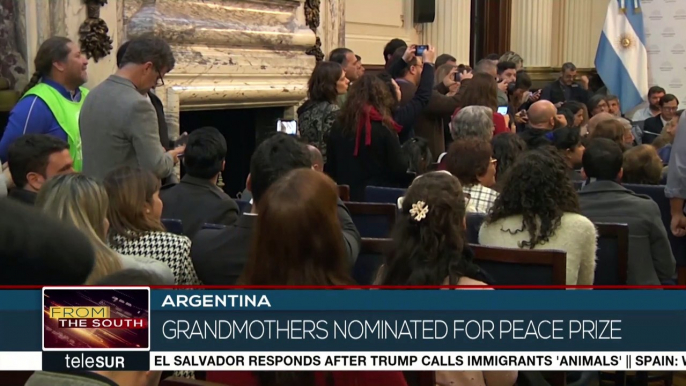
xmin=595 ymin=0 xmax=649 ymax=114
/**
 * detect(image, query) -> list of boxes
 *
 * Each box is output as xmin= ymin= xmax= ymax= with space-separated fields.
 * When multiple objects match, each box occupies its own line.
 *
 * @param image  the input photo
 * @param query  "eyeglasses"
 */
xmin=154 ymin=66 xmax=165 ymax=87
xmin=662 ymin=107 xmax=678 ymax=112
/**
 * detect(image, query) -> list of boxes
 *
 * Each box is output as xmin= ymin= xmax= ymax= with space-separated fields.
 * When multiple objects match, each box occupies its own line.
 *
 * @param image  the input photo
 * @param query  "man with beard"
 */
xmin=632 ymin=86 xmax=666 ymax=122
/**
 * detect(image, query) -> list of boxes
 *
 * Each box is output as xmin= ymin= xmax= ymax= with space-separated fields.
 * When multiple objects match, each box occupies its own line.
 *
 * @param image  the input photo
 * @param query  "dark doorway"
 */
xmin=470 ymin=0 xmax=512 ymax=65
xmin=179 ymin=106 xmax=285 ymax=197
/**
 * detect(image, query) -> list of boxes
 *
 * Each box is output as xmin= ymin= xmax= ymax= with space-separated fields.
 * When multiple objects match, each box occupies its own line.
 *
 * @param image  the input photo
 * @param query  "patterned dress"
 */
xmin=298 ymin=100 xmax=340 ymax=163
xmin=110 ymin=231 xmax=201 ymax=285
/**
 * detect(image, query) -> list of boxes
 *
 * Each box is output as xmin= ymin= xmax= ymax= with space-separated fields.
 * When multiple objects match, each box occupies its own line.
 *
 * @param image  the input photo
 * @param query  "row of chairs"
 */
xmin=353 ymin=221 xmax=628 ymax=286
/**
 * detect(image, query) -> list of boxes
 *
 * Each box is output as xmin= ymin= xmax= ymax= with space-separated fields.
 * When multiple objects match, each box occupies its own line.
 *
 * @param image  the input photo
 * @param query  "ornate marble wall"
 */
xmin=0 ymin=0 xmax=28 ymax=93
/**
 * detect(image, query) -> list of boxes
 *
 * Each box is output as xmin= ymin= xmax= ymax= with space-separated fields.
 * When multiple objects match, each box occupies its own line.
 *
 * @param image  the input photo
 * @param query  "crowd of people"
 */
xmin=0 ymin=33 xmax=684 ymax=386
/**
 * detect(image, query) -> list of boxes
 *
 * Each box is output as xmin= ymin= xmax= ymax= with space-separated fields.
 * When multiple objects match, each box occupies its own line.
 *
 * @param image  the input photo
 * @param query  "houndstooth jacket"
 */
xmin=111 ymin=231 xmax=201 ymax=285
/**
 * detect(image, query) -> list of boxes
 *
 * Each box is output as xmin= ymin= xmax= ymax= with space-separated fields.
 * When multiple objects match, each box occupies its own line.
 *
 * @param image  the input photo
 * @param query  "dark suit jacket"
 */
xmin=190 ymin=199 xmax=361 ymax=284
xmin=578 ymin=180 xmax=675 ymax=285
xmin=8 ymin=188 xmax=37 ymax=206
xmin=642 ymin=115 xmax=665 ymax=144
xmin=540 ymin=79 xmax=590 ymax=105
xmin=160 ymin=175 xmax=239 ymax=238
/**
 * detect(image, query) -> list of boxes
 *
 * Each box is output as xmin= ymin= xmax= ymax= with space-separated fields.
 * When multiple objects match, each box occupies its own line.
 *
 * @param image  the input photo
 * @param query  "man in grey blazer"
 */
xmin=79 ymin=36 xmax=184 ymax=180
xmin=579 ymin=138 xmax=675 ymax=285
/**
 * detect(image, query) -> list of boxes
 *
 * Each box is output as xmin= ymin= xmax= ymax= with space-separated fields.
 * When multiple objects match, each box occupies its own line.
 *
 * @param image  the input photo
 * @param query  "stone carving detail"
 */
xmin=304 ymin=0 xmax=325 ymax=61
xmin=0 ymin=0 xmax=27 ymax=92
xmin=79 ymin=0 xmax=113 ymax=62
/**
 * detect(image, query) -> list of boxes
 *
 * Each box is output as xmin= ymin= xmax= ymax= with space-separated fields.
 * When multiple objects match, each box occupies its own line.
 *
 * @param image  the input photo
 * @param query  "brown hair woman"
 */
xmin=104 ymin=166 xmax=200 ymax=285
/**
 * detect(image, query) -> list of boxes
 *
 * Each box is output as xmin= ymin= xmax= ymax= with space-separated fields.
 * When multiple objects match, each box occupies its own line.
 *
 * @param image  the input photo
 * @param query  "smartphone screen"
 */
xmin=497 ymin=106 xmax=508 ymax=115
xmin=277 ymin=119 xmax=298 ymax=135
xmin=415 ymin=45 xmax=428 ymax=56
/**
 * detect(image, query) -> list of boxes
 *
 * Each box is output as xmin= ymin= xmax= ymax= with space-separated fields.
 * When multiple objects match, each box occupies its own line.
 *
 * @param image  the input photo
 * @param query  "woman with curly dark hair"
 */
xmin=479 ymin=148 xmax=597 ymax=285
xmin=377 ymin=171 xmax=517 ymax=386
xmin=325 ymin=74 xmax=409 ymax=200
xmin=491 ymin=133 xmax=526 ymax=189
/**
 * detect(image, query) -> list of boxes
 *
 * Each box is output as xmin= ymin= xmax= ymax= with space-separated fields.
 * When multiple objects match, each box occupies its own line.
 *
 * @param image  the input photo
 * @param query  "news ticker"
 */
xmin=0 ymin=288 xmax=685 ymax=371
xmin=3 ymin=352 xmax=686 ymax=371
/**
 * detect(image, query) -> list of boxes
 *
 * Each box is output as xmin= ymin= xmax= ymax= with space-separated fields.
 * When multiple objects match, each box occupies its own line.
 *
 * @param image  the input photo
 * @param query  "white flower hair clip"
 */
xmin=409 ymin=201 xmax=429 ymax=222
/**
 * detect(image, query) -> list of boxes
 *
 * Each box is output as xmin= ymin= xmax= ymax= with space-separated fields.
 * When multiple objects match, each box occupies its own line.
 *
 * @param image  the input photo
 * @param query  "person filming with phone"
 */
xmin=540 ymin=62 xmax=590 ymax=106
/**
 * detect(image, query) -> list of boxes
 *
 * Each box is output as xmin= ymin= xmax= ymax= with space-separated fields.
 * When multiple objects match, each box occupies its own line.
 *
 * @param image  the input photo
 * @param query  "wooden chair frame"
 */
xmin=595 ymin=222 xmax=629 ymax=285
xmin=470 ymin=244 xmax=567 ymax=285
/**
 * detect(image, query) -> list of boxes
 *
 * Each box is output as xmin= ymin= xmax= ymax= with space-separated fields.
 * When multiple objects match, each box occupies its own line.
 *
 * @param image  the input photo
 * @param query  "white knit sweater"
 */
xmin=478 ymin=213 xmax=598 ymax=285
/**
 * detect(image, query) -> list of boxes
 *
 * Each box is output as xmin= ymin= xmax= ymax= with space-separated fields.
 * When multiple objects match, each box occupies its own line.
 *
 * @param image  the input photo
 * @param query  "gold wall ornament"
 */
xmin=79 ymin=0 xmax=113 ymax=62
xmin=304 ymin=0 xmax=324 ymax=61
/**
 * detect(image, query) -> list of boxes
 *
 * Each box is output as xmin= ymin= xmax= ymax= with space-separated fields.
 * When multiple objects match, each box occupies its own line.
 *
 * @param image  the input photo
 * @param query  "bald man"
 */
xmin=519 ymin=100 xmax=557 ymax=148
xmin=308 ymin=144 xmax=324 ymax=172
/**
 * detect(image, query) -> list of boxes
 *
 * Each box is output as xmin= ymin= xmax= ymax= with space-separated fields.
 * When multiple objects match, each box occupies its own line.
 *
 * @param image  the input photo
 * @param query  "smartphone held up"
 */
xmin=277 ymin=119 xmax=298 ymax=136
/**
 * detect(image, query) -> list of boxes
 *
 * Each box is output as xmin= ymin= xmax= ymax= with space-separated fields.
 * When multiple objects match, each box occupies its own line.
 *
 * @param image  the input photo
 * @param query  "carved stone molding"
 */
xmin=124 ymin=0 xmax=317 ymax=139
xmin=304 ymin=0 xmax=324 ymax=61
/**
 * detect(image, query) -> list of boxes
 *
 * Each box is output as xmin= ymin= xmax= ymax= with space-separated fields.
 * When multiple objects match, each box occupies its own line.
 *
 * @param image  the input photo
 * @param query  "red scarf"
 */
xmin=354 ymin=106 xmax=403 ymax=156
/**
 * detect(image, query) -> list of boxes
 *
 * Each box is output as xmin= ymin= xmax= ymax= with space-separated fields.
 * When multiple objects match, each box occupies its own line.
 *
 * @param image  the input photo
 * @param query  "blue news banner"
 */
xmin=1 ymin=290 xmax=686 ymax=371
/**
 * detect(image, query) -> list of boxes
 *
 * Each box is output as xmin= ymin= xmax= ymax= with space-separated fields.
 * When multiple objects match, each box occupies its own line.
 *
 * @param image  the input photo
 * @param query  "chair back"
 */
xmin=161 ymin=218 xmax=183 ymax=235
xmin=364 ymin=185 xmax=406 ymax=204
xmin=202 ymin=223 xmax=226 ymax=230
xmin=470 ymin=244 xmax=567 ymax=285
xmin=0 ymin=372 xmax=33 ymax=386
xmin=404 ymin=371 xmax=436 ymax=386
xmin=353 ymin=238 xmax=392 ymax=285
xmin=573 ymin=180 xmax=584 ymax=191
xmin=235 ymin=199 xmax=251 ymax=214
xmin=465 ymin=213 xmax=486 ymax=244
xmin=337 ymin=185 xmax=351 ymax=201
xmin=345 ymin=202 xmax=397 ymax=238
xmin=622 ymin=183 xmax=686 ymax=266
xmin=678 ymin=266 xmax=686 ymax=286
xmin=593 ymin=223 xmax=629 ymax=285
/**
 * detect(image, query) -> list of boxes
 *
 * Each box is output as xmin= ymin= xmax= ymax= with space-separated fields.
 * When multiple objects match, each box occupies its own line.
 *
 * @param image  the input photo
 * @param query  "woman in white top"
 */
xmin=377 ymin=171 xmax=517 ymax=386
xmin=479 ymin=148 xmax=597 ymax=285
xmin=36 ymin=174 xmax=174 ymax=284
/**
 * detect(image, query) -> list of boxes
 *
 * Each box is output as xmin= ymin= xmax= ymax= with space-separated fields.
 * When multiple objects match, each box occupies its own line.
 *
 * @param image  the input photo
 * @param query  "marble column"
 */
xmin=510 ymin=0 xmax=554 ymax=67
xmin=422 ymin=0 xmax=471 ymax=64
xmin=559 ymin=0 xmax=594 ymax=68
xmin=318 ymin=0 xmax=345 ymax=55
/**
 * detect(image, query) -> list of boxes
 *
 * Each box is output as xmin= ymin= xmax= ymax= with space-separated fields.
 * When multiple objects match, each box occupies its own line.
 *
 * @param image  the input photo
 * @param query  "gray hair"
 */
xmin=474 ymin=59 xmax=497 ymax=75
xmin=450 ymin=106 xmax=494 ymax=141
xmin=562 ymin=62 xmax=577 ymax=72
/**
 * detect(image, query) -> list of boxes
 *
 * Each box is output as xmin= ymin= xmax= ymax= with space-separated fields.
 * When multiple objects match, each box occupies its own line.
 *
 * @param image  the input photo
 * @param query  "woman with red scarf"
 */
xmin=325 ymin=75 xmax=410 ymax=201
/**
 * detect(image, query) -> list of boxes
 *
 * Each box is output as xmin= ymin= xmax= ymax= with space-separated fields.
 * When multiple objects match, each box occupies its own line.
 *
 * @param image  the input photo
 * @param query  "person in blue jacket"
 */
xmin=0 ymin=36 xmax=89 ymax=165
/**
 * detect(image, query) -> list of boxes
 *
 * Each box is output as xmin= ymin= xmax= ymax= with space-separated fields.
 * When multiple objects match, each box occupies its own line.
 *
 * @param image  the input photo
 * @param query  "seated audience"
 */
xmin=643 ymin=94 xmax=679 ymax=143
xmin=540 ymin=63 xmax=590 ymax=105
xmin=37 ymin=174 xmax=174 ymax=284
xmin=160 ymin=127 xmax=239 ymax=237
xmin=7 ymin=134 xmax=74 ymax=205
xmin=297 ymin=61 xmax=349 ymax=161
xmin=208 ymin=168 xmax=405 ymax=386
xmin=491 ymin=132 xmax=526 ymax=189
xmin=589 ymin=119 xmax=626 ymax=151
xmin=579 ymin=138 xmax=675 ymax=285
xmin=552 ymin=127 xmax=585 ymax=182
xmin=401 ymin=137 xmax=432 ymax=176
xmin=479 ymin=148 xmax=597 ymax=285
xmin=622 ymin=145 xmax=664 ymax=185
xmin=308 ymin=144 xmax=324 ymax=172
xmin=458 ymin=73 xmax=509 ymax=136
xmin=586 ymin=94 xmax=609 ymax=118
xmin=26 ymin=371 xmax=162 ymax=386
xmin=0 ymin=197 xmax=94 ymax=285
xmin=376 ymin=171 xmax=516 ymax=386
xmin=631 ymin=86 xmax=666 ymax=122
xmin=444 ymin=138 xmax=498 ymax=214
xmin=605 ymin=94 xmax=622 ymax=117
xmin=519 ymin=100 xmax=557 ymax=149
xmin=326 ymin=74 xmax=409 ymax=200
xmin=104 ymin=166 xmax=200 ymax=285
xmin=192 ymin=134 xmax=361 ymax=284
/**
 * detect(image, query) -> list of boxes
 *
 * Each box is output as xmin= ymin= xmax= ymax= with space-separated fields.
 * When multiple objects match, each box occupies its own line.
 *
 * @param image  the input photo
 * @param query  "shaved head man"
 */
xmin=528 ymin=100 xmax=558 ymax=130
xmin=308 ymin=144 xmax=324 ymax=172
